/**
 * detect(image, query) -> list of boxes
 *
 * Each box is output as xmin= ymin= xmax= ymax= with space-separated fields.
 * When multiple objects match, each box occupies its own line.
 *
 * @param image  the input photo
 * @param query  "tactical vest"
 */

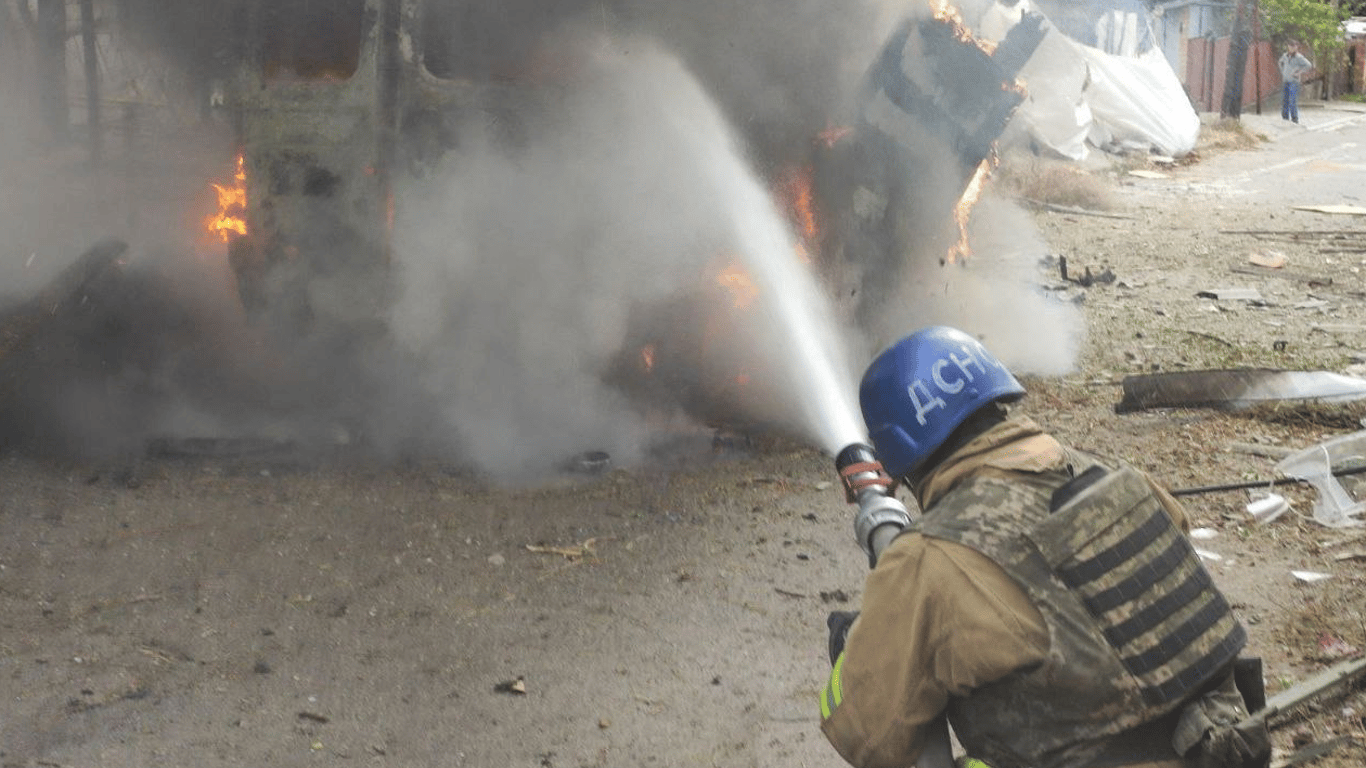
xmin=915 ymin=459 xmax=1246 ymax=768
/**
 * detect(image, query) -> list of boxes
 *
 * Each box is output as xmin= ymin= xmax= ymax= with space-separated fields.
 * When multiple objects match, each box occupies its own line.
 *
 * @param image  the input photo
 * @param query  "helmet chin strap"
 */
xmin=906 ymin=402 xmax=1009 ymax=493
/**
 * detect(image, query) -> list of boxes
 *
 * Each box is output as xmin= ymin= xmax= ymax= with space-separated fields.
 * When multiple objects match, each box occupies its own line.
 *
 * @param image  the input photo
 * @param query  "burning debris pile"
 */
xmin=0 ymin=0 xmax=1082 ymax=478
xmin=811 ymin=4 xmax=1047 ymax=326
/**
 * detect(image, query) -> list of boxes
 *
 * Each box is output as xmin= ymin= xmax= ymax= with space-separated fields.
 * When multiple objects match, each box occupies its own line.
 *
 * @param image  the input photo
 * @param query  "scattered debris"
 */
xmin=1116 ymin=369 xmax=1366 ymax=414
xmin=1194 ymin=548 xmax=1222 ymax=562
xmin=1272 ymin=735 xmax=1354 ymax=768
xmin=1231 ymin=263 xmax=1334 ymax=287
xmin=1291 ymin=570 xmax=1331 ymax=583
xmin=562 ymin=451 xmax=612 ymax=475
xmin=1242 ymin=399 xmax=1366 ymax=430
xmin=1057 ymin=256 xmax=1116 ymax=287
xmin=494 ymin=676 xmax=527 ymax=695
xmin=711 ymin=428 xmax=753 ymax=453
xmin=1275 ymin=431 xmax=1366 ymax=527
xmin=1247 ymin=494 xmax=1291 ymax=525
xmin=1127 ymin=169 xmax=1169 ymax=179
xmin=0 ymin=239 xmax=127 ymax=361
xmin=1292 ymin=204 xmax=1366 ymax=216
xmin=774 ymin=588 xmax=807 ymax=599
xmin=297 ymin=711 xmax=330 ymax=724
xmin=1221 ymin=228 xmax=1366 ymax=236
xmin=525 ymin=537 xmax=605 ymax=561
xmin=1169 ymin=465 xmax=1366 ymax=498
xmin=1247 ymin=250 xmax=1287 ymax=269
xmin=1316 ymin=632 xmax=1359 ymax=659
xmin=1190 ymin=527 xmax=1219 ymax=540
xmin=1248 ymin=655 xmax=1366 ymax=729
xmin=1229 ymin=441 xmax=1294 ymax=460
xmin=1034 ymin=201 xmax=1136 ymax=219
xmin=1195 ymin=286 xmax=1265 ymax=302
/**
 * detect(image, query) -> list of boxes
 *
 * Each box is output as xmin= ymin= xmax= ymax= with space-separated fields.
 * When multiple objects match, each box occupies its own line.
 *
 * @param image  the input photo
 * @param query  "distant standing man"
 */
xmin=1279 ymin=42 xmax=1314 ymax=123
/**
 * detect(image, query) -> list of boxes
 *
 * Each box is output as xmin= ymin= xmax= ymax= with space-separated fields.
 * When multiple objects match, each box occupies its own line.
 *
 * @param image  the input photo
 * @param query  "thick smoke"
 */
xmin=868 ymin=194 xmax=1083 ymax=376
xmin=387 ymin=33 xmax=864 ymax=477
xmin=0 ymin=0 xmax=1084 ymax=475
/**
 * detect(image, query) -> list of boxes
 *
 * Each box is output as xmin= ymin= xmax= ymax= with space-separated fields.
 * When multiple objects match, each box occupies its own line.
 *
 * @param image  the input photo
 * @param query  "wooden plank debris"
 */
xmin=1230 ymin=264 xmax=1332 ymax=286
xmin=1243 ymin=655 xmax=1366 ymax=727
xmin=1292 ymin=204 xmax=1366 ymax=216
xmin=1031 ymin=201 xmax=1136 ymax=220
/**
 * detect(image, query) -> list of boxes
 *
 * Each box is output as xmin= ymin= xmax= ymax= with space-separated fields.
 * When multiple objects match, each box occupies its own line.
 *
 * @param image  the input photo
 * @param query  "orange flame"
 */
xmin=716 ymin=264 xmax=759 ymax=309
xmin=778 ymin=167 xmax=818 ymax=246
xmin=640 ymin=344 xmax=656 ymax=373
xmin=774 ymin=165 xmax=821 ymax=263
xmin=929 ymin=0 xmax=997 ymax=55
xmin=205 ymin=154 xmax=248 ymax=242
xmin=947 ymin=159 xmax=991 ymax=264
xmin=817 ymin=125 xmax=854 ymax=148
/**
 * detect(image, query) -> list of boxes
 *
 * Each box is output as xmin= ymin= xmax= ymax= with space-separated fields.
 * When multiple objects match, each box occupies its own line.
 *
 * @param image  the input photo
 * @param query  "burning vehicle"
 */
xmin=219 ymin=0 xmax=471 ymax=336
xmin=610 ymin=3 xmax=1049 ymax=424
xmin=1 ymin=0 xmax=1048 ymax=466
xmin=212 ymin=0 xmax=1044 ymax=331
xmin=811 ymin=2 xmax=1046 ymax=325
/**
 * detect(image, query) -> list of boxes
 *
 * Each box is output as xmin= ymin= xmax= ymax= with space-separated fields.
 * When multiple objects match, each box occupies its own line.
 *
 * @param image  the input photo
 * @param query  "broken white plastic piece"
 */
xmin=1291 ymin=570 xmax=1332 ymax=583
xmin=1275 ymin=431 xmax=1366 ymax=528
xmin=1246 ymin=494 xmax=1290 ymax=525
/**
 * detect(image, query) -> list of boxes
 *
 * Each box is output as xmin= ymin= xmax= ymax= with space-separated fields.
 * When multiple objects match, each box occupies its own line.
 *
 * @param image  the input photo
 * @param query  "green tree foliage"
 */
xmin=1260 ymin=0 xmax=1349 ymax=95
xmin=1260 ymin=0 xmax=1346 ymax=53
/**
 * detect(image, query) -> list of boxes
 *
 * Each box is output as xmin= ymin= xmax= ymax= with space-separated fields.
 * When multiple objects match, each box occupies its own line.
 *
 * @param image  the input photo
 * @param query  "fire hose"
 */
xmin=834 ymin=443 xmax=955 ymax=768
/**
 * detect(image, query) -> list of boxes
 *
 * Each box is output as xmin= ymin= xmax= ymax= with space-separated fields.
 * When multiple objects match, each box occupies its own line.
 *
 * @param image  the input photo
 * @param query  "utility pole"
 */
xmin=1252 ymin=0 xmax=1262 ymax=114
xmin=1221 ymin=0 xmax=1253 ymax=118
xmin=1326 ymin=0 xmax=1341 ymax=100
xmin=35 ymin=0 xmax=69 ymax=142
xmin=79 ymin=0 xmax=101 ymax=165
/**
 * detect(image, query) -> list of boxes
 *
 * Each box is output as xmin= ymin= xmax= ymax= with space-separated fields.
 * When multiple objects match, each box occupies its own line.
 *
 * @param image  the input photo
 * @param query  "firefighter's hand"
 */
xmin=827 ymin=611 xmax=859 ymax=665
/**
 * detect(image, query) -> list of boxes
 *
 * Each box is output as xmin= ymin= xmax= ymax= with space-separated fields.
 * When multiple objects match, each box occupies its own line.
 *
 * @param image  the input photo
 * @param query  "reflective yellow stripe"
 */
xmin=960 ymin=758 xmax=993 ymax=768
xmin=820 ymin=653 xmax=846 ymax=720
xmin=830 ymin=653 xmax=844 ymax=706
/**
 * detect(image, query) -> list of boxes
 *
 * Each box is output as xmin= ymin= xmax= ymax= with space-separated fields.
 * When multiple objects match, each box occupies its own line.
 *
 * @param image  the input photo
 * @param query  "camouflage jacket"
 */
xmin=820 ymin=417 xmax=1248 ymax=768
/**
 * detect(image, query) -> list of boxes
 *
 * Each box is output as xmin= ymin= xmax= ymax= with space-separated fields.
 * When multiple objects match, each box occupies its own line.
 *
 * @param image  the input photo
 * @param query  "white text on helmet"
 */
xmin=907 ymin=344 xmax=993 ymax=426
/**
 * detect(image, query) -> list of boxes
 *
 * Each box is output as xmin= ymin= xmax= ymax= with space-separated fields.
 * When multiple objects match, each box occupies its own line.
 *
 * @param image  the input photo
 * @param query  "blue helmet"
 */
xmin=859 ymin=326 xmax=1025 ymax=479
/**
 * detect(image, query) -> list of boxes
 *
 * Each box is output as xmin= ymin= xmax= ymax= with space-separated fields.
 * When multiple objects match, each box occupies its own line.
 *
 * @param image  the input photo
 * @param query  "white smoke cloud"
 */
xmin=0 ymin=1 xmax=1083 ymax=472
xmin=388 ymin=34 xmax=863 ymax=478
xmin=868 ymin=192 xmax=1084 ymax=376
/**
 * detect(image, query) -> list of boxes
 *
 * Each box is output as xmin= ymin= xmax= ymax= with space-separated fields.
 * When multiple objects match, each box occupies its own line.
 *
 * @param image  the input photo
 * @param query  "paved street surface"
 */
xmin=1179 ymin=103 xmax=1366 ymax=207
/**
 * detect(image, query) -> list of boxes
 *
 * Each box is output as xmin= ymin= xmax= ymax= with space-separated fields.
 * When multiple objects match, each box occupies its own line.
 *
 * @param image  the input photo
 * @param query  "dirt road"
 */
xmin=4 ymin=105 xmax=1366 ymax=768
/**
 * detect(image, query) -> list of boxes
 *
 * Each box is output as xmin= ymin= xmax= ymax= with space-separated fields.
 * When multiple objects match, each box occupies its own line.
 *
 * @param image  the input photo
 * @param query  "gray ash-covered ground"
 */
xmin=4 ymin=108 xmax=1366 ymax=767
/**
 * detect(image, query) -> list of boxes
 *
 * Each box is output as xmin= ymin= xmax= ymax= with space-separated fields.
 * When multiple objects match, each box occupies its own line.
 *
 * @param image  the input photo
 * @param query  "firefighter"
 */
xmin=820 ymin=326 xmax=1269 ymax=768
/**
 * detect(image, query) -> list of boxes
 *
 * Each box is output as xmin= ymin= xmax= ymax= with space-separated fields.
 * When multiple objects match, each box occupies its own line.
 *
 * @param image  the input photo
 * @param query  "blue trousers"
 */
xmin=1282 ymin=81 xmax=1300 ymax=122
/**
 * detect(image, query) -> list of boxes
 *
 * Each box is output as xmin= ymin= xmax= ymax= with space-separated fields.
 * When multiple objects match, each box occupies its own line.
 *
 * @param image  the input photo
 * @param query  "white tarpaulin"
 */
xmin=980 ymin=0 xmax=1199 ymax=159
